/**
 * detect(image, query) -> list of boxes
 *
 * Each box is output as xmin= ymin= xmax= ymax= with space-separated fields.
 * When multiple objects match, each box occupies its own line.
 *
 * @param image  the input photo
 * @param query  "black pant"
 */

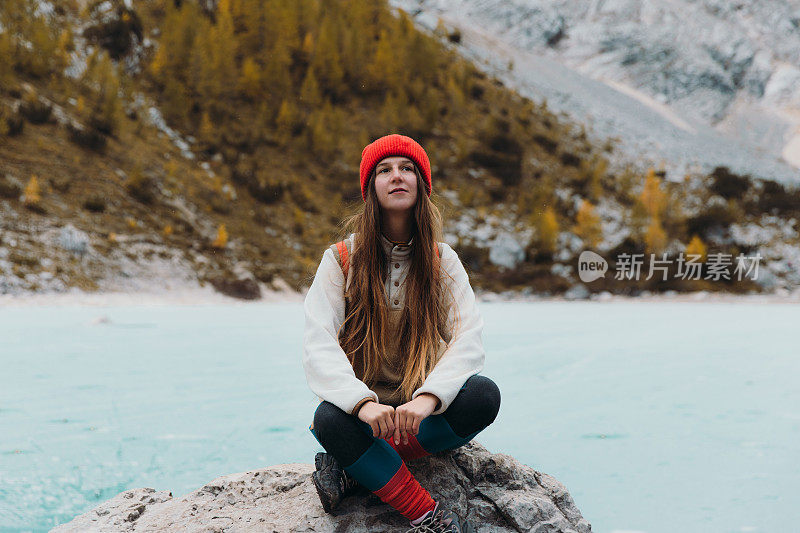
xmin=311 ymin=375 xmax=501 ymax=468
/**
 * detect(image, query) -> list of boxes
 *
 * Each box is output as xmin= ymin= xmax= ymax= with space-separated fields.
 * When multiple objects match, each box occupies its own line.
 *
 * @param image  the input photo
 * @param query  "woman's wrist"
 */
xmin=352 ymin=397 xmax=376 ymax=416
xmin=417 ymin=392 xmax=441 ymax=411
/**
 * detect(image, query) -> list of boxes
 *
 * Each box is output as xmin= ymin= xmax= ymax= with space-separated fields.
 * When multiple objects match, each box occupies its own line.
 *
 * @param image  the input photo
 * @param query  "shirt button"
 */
xmin=394 ymin=281 xmax=399 ymax=286
xmin=394 ymin=300 xmax=399 ymax=305
xmin=394 ymin=263 xmax=400 ymax=269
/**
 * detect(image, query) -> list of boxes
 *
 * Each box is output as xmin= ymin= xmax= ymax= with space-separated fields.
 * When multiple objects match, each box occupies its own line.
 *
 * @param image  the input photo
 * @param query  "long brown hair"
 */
xmin=336 ymin=167 xmax=459 ymax=403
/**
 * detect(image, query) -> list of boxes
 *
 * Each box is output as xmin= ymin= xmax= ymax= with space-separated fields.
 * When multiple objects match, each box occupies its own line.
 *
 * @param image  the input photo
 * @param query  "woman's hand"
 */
xmin=393 ymin=393 xmax=439 ymax=445
xmin=357 ymin=401 xmax=396 ymax=439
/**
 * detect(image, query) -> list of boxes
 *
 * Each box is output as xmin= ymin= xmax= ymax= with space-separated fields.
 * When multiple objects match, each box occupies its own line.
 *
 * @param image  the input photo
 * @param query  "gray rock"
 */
xmin=564 ymin=284 xmax=590 ymax=300
xmin=550 ymin=263 xmax=573 ymax=279
xmin=51 ymin=442 xmax=591 ymax=533
xmin=55 ymin=224 xmax=90 ymax=257
xmin=555 ymin=233 xmax=584 ymax=263
xmin=489 ymin=232 xmax=527 ymax=269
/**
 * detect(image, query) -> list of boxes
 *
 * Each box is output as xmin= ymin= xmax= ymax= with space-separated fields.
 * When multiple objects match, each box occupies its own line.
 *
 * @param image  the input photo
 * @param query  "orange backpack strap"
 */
xmin=435 ymin=242 xmax=441 ymax=259
xmin=330 ymin=239 xmax=352 ymax=280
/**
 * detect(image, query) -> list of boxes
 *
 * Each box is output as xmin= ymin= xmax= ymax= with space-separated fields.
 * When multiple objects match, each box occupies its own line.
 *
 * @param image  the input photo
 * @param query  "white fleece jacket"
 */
xmin=302 ymin=232 xmax=485 ymax=416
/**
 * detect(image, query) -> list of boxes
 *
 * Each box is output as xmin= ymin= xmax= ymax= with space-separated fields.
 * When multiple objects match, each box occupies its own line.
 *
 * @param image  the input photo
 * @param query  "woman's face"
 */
xmin=373 ymin=156 xmax=419 ymax=214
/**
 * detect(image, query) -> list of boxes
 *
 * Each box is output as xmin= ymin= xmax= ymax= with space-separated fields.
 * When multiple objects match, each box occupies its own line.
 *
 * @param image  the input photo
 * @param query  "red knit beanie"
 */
xmin=359 ymin=134 xmax=432 ymax=202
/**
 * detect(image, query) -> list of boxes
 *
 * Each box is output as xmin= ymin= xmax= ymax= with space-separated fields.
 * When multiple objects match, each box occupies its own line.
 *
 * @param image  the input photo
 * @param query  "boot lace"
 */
xmin=405 ymin=504 xmax=458 ymax=533
xmin=340 ymin=470 xmax=359 ymax=493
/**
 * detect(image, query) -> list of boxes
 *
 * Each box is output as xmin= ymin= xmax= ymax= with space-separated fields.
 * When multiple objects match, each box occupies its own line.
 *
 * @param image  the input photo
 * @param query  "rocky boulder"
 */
xmin=52 ymin=442 xmax=591 ymax=532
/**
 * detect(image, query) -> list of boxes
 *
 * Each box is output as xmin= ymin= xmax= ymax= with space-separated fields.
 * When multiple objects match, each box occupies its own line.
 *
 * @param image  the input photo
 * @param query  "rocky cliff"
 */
xmin=394 ymin=0 xmax=800 ymax=183
xmin=51 ymin=442 xmax=591 ymax=532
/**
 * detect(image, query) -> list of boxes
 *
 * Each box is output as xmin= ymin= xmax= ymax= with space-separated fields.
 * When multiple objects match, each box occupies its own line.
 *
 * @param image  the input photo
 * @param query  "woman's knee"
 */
xmin=312 ymin=401 xmax=374 ymax=466
xmin=444 ymin=375 xmax=501 ymax=437
xmin=464 ymin=375 xmax=501 ymax=425
xmin=313 ymin=401 xmax=350 ymax=444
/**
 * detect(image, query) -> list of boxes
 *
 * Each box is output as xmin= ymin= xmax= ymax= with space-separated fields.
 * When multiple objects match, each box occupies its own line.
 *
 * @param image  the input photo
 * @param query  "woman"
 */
xmin=302 ymin=134 xmax=500 ymax=533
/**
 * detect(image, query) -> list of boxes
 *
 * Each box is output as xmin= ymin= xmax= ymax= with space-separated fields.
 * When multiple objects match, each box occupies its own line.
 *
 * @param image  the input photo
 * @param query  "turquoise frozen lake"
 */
xmin=1 ymin=301 xmax=797 ymax=532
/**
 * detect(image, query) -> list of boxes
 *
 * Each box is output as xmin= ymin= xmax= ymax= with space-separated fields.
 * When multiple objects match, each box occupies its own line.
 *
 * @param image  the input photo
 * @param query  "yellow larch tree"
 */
xmin=239 ymin=57 xmax=264 ymax=100
xmin=212 ymin=224 xmax=228 ymax=249
xmin=644 ymin=217 xmax=668 ymax=254
xmin=23 ymin=175 xmax=41 ymax=206
xmin=685 ymin=234 xmax=708 ymax=261
xmin=572 ymin=200 xmax=603 ymax=248
xmin=535 ymin=205 xmax=560 ymax=256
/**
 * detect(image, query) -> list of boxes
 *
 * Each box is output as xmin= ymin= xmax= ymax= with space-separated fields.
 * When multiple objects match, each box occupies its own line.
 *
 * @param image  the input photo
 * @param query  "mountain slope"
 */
xmin=395 ymin=0 xmax=800 ymax=184
xmin=1 ymin=0 xmax=798 ymax=299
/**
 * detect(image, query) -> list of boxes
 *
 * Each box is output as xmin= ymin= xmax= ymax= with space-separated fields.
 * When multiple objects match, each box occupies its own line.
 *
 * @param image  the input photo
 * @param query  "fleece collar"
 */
xmin=379 ymin=232 xmax=414 ymax=258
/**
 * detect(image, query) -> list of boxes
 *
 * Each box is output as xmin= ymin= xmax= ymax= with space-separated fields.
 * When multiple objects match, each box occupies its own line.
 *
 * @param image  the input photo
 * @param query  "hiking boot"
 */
xmin=312 ymin=452 xmax=361 ymax=513
xmin=405 ymin=502 xmax=476 ymax=533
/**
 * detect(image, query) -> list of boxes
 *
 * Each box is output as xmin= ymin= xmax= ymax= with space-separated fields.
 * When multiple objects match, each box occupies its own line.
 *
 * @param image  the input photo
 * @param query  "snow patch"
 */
xmin=147 ymin=107 xmax=195 ymax=160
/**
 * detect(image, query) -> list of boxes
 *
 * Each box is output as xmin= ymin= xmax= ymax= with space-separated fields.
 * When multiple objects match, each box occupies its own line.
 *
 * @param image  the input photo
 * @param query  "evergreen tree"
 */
xmin=23 ymin=10 xmax=59 ymax=78
xmin=200 ymin=111 xmax=216 ymax=148
xmin=209 ymin=0 xmax=238 ymax=102
xmin=93 ymin=52 xmax=123 ymax=135
xmin=380 ymin=90 xmax=405 ymax=132
xmin=628 ymin=168 xmax=670 ymax=250
xmin=579 ymin=155 xmax=607 ymax=201
xmin=573 ymin=200 xmax=603 ymax=248
xmin=188 ymin=16 xmax=216 ymax=103
xmin=295 ymin=0 xmax=321 ymax=39
xmin=239 ymin=57 xmax=264 ymax=100
xmin=212 ymin=223 xmax=228 ymax=249
xmin=535 ymin=206 xmax=560 ymax=256
xmin=150 ymin=1 xmax=200 ymax=85
xmin=262 ymin=39 xmax=292 ymax=111
xmin=54 ymin=28 xmax=73 ymax=81
xmin=269 ymin=1 xmax=301 ymax=52
xmin=0 ymin=33 xmax=13 ymax=88
xmin=434 ymin=18 xmax=448 ymax=40
xmin=232 ymin=0 xmax=267 ymax=54
xmin=367 ymin=30 xmax=398 ymax=92
xmin=0 ymin=0 xmax=62 ymax=78
xmin=340 ymin=2 xmax=372 ymax=92
xmin=78 ymin=50 xmax=123 ymax=135
xmin=299 ymin=66 xmax=322 ymax=107
xmin=640 ymin=168 xmax=667 ymax=219
xmin=253 ymin=100 xmax=272 ymax=142
xmin=446 ymin=71 xmax=466 ymax=108
xmin=420 ymin=86 xmax=441 ymax=125
xmin=162 ymin=76 xmax=189 ymax=124
xmin=310 ymin=14 xmax=344 ymax=97
xmin=308 ymin=100 xmax=340 ymax=159
xmin=23 ymin=175 xmax=41 ymax=206
xmin=187 ymin=1 xmax=237 ymax=111
xmin=645 ymin=217 xmax=667 ymax=254
xmin=275 ymin=99 xmax=299 ymax=143
xmin=402 ymin=102 xmax=425 ymax=137
xmin=300 ymin=31 xmax=314 ymax=65
xmin=685 ymin=234 xmax=707 ymax=261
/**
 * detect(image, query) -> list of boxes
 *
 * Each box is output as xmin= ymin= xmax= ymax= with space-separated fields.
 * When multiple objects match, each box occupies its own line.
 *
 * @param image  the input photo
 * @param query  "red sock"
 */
xmin=373 ymin=462 xmax=436 ymax=521
xmin=383 ymin=433 xmax=430 ymax=461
